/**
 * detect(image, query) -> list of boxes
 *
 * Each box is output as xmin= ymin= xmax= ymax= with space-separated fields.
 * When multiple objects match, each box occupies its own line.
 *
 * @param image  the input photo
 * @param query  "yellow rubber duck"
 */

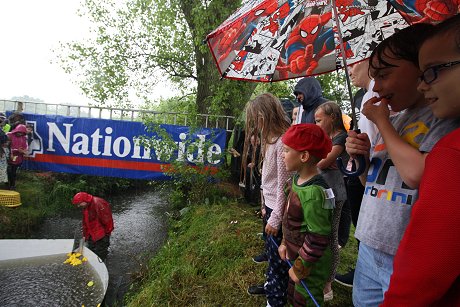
xmin=63 ymin=252 xmax=85 ymax=266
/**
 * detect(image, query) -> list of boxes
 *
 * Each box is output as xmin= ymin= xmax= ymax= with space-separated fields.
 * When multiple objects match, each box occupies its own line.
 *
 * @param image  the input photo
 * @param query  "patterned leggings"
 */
xmin=265 ymin=233 xmax=289 ymax=307
xmin=327 ymin=200 xmax=344 ymax=283
xmin=264 ymin=204 xmax=289 ymax=306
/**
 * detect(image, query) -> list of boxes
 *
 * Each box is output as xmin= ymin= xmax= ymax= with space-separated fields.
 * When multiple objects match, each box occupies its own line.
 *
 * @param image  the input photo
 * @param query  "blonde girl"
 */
xmin=314 ymin=101 xmax=349 ymax=301
xmin=243 ymin=93 xmax=291 ymax=306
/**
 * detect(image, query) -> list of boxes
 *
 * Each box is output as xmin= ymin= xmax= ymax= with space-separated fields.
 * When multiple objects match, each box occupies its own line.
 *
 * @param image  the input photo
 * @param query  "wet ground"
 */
xmin=30 ymin=189 xmax=169 ymax=306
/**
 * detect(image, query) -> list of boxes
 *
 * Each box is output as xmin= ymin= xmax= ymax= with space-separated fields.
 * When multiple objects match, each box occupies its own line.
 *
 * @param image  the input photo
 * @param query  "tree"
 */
xmin=253 ymin=79 xmax=297 ymax=100
xmin=316 ymin=69 xmax=355 ymax=115
xmin=57 ymin=0 xmax=256 ymax=119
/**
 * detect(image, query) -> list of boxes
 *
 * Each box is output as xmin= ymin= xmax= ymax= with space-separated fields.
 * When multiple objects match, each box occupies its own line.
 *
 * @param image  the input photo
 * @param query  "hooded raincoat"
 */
xmin=72 ymin=192 xmax=114 ymax=242
xmin=293 ymin=77 xmax=328 ymax=124
xmin=7 ymin=124 xmax=28 ymax=166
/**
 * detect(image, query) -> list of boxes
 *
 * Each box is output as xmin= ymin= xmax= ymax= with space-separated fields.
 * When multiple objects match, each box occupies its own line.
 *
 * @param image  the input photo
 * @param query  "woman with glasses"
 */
xmin=383 ymin=14 xmax=460 ymax=306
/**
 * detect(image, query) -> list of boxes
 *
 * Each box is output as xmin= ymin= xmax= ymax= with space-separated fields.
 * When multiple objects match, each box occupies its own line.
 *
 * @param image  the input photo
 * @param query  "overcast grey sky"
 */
xmin=0 ymin=0 xmax=173 ymax=107
xmin=0 ymin=1 xmax=95 ymax=105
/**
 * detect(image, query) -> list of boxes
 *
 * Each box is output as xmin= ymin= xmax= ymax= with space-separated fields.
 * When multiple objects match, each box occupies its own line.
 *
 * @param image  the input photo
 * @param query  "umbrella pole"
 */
xmin=331 ymin=0 xmax=356 ymax=125
xmin=331 ymin=0 xmax=366 ymax=177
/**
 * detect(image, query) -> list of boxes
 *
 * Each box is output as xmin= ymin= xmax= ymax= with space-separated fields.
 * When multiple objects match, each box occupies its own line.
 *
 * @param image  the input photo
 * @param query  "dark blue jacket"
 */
xmin=293 ymin=77 xmax=328 ymax=124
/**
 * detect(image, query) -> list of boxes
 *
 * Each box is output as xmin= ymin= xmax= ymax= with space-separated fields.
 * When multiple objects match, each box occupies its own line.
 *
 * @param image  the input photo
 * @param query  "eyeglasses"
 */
xmin=420 ymin=60 xmax=460 ymax=84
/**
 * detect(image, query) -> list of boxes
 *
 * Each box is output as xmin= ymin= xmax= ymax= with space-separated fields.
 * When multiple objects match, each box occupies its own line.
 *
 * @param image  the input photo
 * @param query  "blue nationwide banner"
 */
xmin=18 ymin=113 xmax=227 ymax=180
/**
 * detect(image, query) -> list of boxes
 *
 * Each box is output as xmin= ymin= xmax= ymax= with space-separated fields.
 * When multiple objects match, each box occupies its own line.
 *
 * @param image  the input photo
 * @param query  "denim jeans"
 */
xmin=352 ymin=242 xmax=394 ymax=307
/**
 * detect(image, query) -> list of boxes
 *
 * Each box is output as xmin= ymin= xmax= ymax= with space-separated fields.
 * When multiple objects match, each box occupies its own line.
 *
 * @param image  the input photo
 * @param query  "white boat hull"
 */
xmin=0 ymin=239 xmax=109 ymax=294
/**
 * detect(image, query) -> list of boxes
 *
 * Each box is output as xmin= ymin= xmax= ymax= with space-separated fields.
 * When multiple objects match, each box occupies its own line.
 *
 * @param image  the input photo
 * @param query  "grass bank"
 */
xmin=125 ymin=201 xmax=356 ymax=306
xmin=0 ymin=171 xmax=62 ymax=238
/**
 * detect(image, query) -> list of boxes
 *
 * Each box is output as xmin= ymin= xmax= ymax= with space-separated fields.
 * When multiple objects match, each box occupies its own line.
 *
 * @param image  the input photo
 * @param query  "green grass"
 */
xmin=1 ymin=171 xmax=357 ymax=305
xmin=125 ymin=201 xmax=357 ymax=306
xmin=0 ymin=171 xmax=66 ymax=238
xmin=326 ymin=233 xmax=356 ymax=307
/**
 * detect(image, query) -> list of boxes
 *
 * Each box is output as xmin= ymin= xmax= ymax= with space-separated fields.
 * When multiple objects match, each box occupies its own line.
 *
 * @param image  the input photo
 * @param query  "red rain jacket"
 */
xmin=82 ymin=196 xmax=114 ymax=242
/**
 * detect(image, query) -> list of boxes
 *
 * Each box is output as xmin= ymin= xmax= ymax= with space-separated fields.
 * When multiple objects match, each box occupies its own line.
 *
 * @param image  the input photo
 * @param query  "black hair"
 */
xmin=369 ymin=23 xmax=434 ymax=72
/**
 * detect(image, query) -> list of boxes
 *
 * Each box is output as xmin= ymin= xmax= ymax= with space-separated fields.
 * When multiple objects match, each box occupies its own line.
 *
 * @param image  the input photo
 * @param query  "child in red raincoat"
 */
xmin=72 ymin=192 xmax=114 ymax=261
xmin=7 ymin=124 xmax=28 ymax=190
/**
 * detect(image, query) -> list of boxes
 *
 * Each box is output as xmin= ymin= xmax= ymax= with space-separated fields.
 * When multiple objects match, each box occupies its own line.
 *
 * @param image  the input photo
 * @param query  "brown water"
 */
xmin=0 ymin=253 xmax=104 ymax=306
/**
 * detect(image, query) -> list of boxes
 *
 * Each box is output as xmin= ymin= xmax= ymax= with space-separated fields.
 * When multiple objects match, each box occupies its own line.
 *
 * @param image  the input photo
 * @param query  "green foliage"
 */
xmin=208 ymin=80 xmax=257 ymax=118
xmin=317 ymin=69 xmax=355 ymax=114
xmin=252 ymin=79 xmax=297 ymax=100
xmin=57 ymin=0 xmax=255 ymax=118
xmin=125 ymin=202 xmax=355 ymax=306
xmin=42 ymin=173 xmax=136 ymax=207
xmin=0 ymin=171 xmax=146 ymax=238
xmin=10 ymin=95 xmax=44 ymax=103
xmin=57 ymin=0 xmax=364 ymax=121
xmin=125 ymin=202 xmax=266 ymax=306
xmin=149 ymin=95 xmax=197 ymax=116
xmin=138 ymin=122 xmax=229 ymax=209
xmin=162 ymin=161 xmax=229 ymax=210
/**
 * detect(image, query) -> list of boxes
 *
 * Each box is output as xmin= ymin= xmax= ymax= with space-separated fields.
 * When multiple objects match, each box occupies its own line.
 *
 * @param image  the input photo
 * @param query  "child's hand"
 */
xmin=265 ymin=223 xmax=278 ymax=236
xmin=228 ymin=148 xmax=240 ymax=157
xmin=288 ymin=267 xmax=300 ymax=284
xmin=362 ymin=96 xmax=390 ymax=126
xmin=346 ymin=130 xmax=371 ymax=159
xmin=278 ymin=244 xmax=287 ymax=260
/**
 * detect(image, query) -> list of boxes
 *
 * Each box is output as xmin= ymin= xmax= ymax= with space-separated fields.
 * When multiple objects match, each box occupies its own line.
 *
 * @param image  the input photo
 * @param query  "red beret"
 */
xmin=282 ymin=124 xmax=332 ymax=159
xmin=72 ymin=192 xmax=93 ymax=205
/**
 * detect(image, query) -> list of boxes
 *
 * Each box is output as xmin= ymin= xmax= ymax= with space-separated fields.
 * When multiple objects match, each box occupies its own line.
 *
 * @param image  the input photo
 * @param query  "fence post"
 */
xmin=16 ymin=101 xmax=24 ymax=112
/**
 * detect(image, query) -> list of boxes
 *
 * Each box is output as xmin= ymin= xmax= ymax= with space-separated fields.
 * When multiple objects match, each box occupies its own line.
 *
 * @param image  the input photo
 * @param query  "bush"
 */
xmin=161 ymin=161 xmax=229 ymax=210
xmin=139 ymin=123 xmax=230 ymax=210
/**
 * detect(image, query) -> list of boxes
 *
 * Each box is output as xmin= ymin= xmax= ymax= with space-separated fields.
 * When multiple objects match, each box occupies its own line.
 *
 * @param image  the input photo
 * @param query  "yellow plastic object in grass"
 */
xmin=0 ymin=189 xmax=21 ymax=207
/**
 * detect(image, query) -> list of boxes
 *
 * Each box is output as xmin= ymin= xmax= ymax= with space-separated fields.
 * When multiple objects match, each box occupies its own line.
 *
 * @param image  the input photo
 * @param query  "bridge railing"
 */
xmin=0 ymin=100 xmax=236 ymax=132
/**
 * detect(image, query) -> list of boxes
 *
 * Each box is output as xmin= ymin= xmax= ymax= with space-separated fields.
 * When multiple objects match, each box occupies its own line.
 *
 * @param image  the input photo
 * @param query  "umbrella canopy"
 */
xmin=206 ymin=0 xmax=458 ymax=82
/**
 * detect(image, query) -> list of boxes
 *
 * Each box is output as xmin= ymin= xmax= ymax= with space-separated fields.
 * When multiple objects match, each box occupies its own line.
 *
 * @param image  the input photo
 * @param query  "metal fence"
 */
xmin=0 ymin=100 xmax=236 ymax=132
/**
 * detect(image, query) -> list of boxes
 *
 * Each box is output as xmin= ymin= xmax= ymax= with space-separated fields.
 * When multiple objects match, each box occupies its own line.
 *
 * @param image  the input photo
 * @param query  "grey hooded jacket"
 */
xmin=293 ymin=77 xmax=328 ymax=124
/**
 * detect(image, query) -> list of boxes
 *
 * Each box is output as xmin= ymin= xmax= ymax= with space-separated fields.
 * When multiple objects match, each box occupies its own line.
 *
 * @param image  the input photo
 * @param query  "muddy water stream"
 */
xmin=30 ymin=189 xmax=169 ymax=306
